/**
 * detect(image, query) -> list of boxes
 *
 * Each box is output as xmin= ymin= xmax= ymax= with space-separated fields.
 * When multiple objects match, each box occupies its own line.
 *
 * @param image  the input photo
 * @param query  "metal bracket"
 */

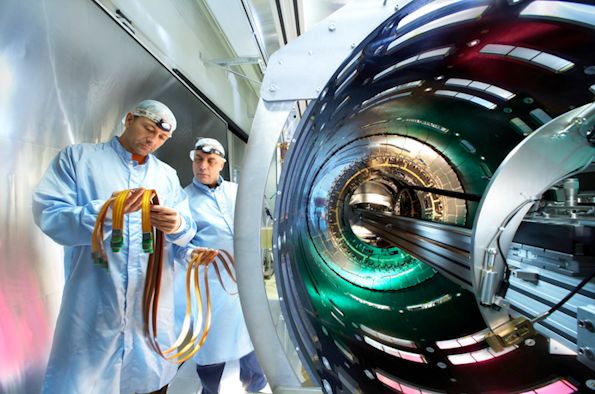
xmin=260 ymin=0 xmax=412 ymax=101
xmin=472 ymin=102 xmax=595 ymax=332
xmin=201 ymin=54 xmax=263 ymax=85
xmin=511 ymin=269 xmax=539 ymax=284
xmin=485 ymin=317 xmax=536 ymax=353
xmin=202 ymin=56 xmax=262 ymax=67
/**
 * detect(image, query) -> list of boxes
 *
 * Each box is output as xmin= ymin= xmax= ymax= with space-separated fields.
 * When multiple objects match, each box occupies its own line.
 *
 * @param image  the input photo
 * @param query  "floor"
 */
xmin=168 ymin=360 xmax=202 ymax=394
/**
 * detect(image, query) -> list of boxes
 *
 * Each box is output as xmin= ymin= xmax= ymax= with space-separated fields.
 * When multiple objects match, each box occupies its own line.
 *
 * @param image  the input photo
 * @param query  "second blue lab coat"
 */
xmin=175 ymin=177 xmax=254 ymax=366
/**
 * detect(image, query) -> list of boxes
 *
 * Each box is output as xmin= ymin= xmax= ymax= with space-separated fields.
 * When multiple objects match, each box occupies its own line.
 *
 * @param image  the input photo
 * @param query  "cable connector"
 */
xmin=91 ymin=251 xmax=101 ymax=264
xmin=111 ymin=229 xmax=124 ymax=252
xmin=92 ymin=251 xmax=108 ymax=270
xmin=485 ymin=317 xmax=535 ymax=352
xmin=142 ymin=232 xmax=154 ymax=254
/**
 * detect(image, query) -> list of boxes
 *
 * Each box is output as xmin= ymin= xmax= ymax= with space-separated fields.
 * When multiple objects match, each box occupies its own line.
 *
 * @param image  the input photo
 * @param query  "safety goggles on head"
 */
xmin=189 ymin=146 xmax=226 ymax=162
xmin=132 ymin=108 xmax=173 ymax=132
xmin=196 ymin=144 xmax=225 ymax=157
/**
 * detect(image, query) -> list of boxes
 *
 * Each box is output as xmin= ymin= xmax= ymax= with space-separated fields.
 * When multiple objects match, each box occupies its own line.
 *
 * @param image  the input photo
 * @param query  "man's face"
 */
xmin=119 ymin=113 xmax=171 ymax=156
xmin=192 ymin=150 xmax=225 ymax=187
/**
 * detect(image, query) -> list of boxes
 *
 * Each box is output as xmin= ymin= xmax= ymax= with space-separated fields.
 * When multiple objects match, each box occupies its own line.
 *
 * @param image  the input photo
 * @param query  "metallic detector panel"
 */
xmin=242 ymin=1 xmax=595 ymax=393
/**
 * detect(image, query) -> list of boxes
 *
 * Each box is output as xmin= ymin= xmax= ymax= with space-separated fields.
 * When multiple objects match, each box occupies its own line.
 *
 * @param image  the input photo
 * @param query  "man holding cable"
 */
xmin=33 ymin=100 xmax=196 ymax=393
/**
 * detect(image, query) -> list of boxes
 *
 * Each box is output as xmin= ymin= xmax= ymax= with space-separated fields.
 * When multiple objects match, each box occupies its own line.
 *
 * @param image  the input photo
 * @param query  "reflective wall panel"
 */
xmin=0 ymin=1 xmax=229 ymax=392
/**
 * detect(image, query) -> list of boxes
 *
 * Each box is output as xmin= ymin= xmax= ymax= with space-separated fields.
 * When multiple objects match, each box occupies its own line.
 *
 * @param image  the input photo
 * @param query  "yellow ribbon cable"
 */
xmin=91 ymin=190 xmax=127 ymax=268
xmin=214 ymin=250 xmax=237 ymax=295
xmin=141 ymin=190 xmax=155 ymax=253
xmin=160 ymin=249 xmax=209 ymax=361
xmin=92 ymin=190 xmax=238 ymax=363
xmin=172 ymin=249 xmax=218 ymax=362
xmin=161 ymin=249 xmax=214 ymax=362
xmin=91 ymin=196 xmax=116 ymax=268
xmin=161 ymin=249 xmax=203 ymax=360
xmin=157 ymin=249 xmax=235 ymax=363
xmin=143 ymin=190 xmax=164 ymax=356
xmin=110 ymin=190 xmax=128 ymax=252
xmin=92 ymin=189 xmax=154 ymax=266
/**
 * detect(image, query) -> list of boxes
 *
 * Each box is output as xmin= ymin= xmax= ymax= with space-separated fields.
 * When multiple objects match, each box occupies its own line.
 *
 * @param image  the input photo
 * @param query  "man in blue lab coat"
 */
xmin=33 ymin=100 xmax=196 ymax=393
xmin=179 ymin=137 xmax=269 ymax=394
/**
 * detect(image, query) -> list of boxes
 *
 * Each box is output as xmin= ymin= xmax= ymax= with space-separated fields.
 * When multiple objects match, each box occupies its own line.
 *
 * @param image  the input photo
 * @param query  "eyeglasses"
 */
xmin=132 ymin=109 xmax=173 ymax=132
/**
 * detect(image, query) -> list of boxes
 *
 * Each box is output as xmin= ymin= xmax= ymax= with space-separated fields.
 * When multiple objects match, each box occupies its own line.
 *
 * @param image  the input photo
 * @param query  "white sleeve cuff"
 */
xmin=171 ymin=216 xmax=195 ymax=246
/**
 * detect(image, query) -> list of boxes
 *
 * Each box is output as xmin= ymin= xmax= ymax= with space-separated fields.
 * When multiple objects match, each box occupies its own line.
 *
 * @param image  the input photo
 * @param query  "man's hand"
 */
xmin=111 ymin=188 xmax=146 ymax=213
xmin=150 ymin=205 xmax=182 ymax=234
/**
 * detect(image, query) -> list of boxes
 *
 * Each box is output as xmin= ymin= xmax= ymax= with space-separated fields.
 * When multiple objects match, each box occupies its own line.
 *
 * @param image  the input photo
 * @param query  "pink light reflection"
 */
xmin=376 ymin=370 xmax=402 ymax=392
xmin=0 ymin=251 xmax=51 ymax=386
xmin=534 ymin=379 xmax=577 ymax=394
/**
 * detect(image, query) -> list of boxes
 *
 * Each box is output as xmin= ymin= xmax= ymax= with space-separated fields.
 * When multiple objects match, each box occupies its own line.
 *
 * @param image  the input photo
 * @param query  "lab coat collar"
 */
xmin=192 ymin=175 xmax=223 ymax=192
xmin=110 ymin=136 xmax=153 ymax=165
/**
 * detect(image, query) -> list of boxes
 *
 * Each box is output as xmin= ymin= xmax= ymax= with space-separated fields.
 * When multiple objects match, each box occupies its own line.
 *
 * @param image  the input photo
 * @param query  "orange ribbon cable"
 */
xmin=159 ymin=249 xmax=238 ymax=363
xmin=141 ymin=190 xmax=164 ymax=356
xmin=91 ymin=189 xmax=238 ymax=363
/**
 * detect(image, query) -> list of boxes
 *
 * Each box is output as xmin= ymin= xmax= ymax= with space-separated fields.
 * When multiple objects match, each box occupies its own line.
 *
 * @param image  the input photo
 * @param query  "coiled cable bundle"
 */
xmin=91 ymin=189 xmax=157 ymax=267
xmin=159 ymin=249 xmax=237 ymax=363
xmin=92 ymin=189 xmax=237 ymax=363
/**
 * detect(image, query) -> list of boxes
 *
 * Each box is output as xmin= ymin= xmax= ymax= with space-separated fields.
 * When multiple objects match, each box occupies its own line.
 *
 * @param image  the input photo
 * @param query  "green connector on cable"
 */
xmin=91 ymin=252 xmax=108 ymax=270
xmin=111 ymin=229 xmax=124 ymax=252
xmin=142 ymin=232 xmax=154 ymax=254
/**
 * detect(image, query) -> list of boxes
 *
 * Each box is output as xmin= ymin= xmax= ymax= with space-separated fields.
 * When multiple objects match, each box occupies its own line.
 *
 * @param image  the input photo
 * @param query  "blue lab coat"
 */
xmin=175 ymin=177 xmax=253 ymax=365
xmin=33 ymin=137 xmax=196 ymax=394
